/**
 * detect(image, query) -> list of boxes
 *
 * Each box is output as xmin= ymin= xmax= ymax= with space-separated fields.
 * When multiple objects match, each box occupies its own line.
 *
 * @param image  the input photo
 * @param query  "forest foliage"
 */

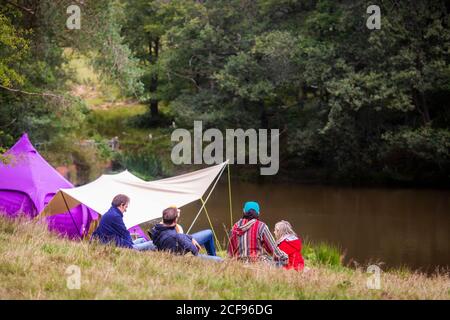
xmin=1 ymin=0 xmax=449 ymax=185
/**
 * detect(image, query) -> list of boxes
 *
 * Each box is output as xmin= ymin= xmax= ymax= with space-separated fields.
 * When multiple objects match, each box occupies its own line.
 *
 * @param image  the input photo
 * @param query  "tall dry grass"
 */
xmin=0 ymin=216 xmax=448 ymax=299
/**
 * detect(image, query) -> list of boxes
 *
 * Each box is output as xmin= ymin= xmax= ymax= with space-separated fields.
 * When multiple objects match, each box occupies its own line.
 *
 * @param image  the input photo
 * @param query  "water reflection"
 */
xmin=180 ymin=181 xmax=450 ymax=272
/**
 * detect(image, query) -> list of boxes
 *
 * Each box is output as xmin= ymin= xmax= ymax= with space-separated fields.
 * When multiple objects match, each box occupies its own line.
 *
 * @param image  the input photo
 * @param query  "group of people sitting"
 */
xmin=91 ymin=194 xmax=305 ymax=271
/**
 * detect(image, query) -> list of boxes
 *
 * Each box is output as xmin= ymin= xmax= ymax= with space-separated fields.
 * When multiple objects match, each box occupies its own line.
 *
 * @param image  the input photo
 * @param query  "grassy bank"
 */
xmin=0 ymin=216 xmax=448 ymax=300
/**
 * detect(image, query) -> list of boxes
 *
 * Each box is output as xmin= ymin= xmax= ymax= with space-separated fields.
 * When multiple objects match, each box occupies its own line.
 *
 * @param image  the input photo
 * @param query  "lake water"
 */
xmin=180 ymin=181 xmax=450 ymax=272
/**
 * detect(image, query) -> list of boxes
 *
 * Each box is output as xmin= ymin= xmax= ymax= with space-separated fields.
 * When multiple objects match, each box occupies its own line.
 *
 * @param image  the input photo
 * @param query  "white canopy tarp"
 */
xmin=41 ymin=161 xmax=228 ymax=229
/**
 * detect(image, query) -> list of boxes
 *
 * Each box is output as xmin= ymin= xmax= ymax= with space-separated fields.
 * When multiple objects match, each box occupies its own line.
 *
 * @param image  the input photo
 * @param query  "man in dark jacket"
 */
xmin=91 ymin=194 xmax=156 ymax=251
xmin=151 ymin=207 xmax=222 ymax=261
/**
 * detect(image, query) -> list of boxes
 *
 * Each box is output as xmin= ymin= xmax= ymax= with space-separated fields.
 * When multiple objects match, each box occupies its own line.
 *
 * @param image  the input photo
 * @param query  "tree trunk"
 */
xmin=419 ymin=91 xmax=431 ymax=124
xmin=149 ymin=37 xmax=159 ymax=119
xmin=413 ymin=47 xmax=431 ymax=125
xmin=260 ymin=100 xmax=268 ymax=129
xmin=412 ymin=88 xmax=431 ymax=125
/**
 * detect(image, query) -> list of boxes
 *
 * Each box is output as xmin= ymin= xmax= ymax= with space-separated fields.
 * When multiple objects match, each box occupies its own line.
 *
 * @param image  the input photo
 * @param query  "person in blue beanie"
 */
xmin=228 ymin=201 xmax=288 ymax=265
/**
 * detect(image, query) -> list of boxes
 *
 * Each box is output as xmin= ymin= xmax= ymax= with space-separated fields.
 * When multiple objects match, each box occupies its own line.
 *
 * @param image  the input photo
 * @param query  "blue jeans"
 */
xmin=191 ymin=229 xmax=217 ymax=256
xmin=133 ymin=237 xmax=157 ymax=251
xmin=198 ymin=254 xmax=223 ymax=262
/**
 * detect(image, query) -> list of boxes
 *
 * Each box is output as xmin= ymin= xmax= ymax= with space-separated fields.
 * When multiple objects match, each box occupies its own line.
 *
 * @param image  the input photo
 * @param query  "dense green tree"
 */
xmin=121 ymin=0 xmax=199 ymax=121
xmin=0 ymin=0 xmax=142 ymax=177
xmin=1 ymin=0 xmax=448 ymax=185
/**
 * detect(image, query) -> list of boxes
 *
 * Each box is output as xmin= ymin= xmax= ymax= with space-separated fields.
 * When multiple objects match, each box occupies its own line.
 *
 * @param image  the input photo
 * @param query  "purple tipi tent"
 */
xmin=0 ymin=133 xmax=98 ymax=239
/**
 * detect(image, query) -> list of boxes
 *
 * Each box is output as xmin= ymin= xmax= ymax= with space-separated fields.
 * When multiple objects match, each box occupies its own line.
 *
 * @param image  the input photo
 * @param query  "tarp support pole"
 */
xmin=61 ymin=192 xmax=81 ymax=239
xmin=187 ymin=162 xmax=227 ymax=234
xmin=200 ymin=197 xmax=223 ymax=252
xmin=227 ymin=163 xmax=233 ymax=230
xmin=223 ymin=223 xmax=236 ymax=256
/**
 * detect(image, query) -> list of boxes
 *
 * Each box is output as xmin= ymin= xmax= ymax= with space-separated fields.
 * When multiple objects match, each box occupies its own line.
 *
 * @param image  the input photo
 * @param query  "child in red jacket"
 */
xmin=274 ymin=220 xmax=305 ymax=271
